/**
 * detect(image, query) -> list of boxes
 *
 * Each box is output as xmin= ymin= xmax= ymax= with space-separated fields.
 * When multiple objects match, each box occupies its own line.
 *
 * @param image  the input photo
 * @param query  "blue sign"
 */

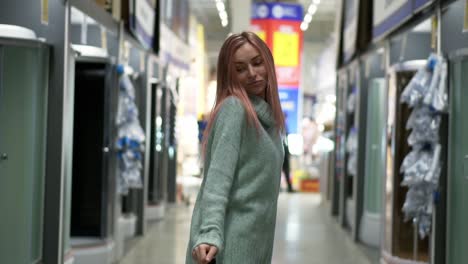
xmin=279 ymin=88 xmax=299 ymax=134
xmin=373 ymin=0 xmax=433 ymax=41
xmin=342 ymin=0 xmax=359 ymax=63
xmin=372 ymin=0 xmax=412 ymax=40
xmin=413 ymin=0 xmax=433 ymax=12
xmin=252 ymin=3 xmax=303 ymax=21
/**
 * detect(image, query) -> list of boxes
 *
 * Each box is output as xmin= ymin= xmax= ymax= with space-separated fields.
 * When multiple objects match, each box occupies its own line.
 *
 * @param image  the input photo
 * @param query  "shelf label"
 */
xmin=464 ymin=0 xmax=468 ymax=32
xmin=140 ymin=51 xmax=145 ymax=72
xmin=431 ymin=16 xmax=438 ymax=50
xmin=101 ymin=26 xmax=108 ymax=51
xmin=41 ymin=0 xmax=49 ymax=25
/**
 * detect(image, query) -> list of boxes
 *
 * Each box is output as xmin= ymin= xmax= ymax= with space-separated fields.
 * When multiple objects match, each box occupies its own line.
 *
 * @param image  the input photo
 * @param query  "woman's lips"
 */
xmin=249 ymin=80 xmax=264 ymax=86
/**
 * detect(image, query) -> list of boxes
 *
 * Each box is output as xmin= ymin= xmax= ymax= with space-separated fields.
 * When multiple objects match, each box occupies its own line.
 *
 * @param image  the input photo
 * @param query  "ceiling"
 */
xmin=190 ymin=0 xmax=338 ymax=67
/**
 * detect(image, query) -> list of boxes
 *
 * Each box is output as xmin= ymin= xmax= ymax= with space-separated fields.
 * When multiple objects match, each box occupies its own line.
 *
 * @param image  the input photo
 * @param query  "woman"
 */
xmin=186 ymin=32 xmax=285 ymax=264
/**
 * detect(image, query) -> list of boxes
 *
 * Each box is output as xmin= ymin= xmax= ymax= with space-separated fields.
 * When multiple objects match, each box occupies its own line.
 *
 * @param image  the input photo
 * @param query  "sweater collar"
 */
xmin=249 ymin=95 xmax=276 ymax=128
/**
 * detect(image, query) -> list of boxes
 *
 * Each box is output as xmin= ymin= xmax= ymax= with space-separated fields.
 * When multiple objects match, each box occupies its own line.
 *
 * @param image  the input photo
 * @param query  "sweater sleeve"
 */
xmin=192 ymin=98 xmax=245 ymax=252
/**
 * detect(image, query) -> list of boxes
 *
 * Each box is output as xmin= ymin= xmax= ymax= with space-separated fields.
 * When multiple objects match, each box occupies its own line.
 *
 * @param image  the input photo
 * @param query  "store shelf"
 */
xmin=69 ymin=0 xmax=119 ymax=35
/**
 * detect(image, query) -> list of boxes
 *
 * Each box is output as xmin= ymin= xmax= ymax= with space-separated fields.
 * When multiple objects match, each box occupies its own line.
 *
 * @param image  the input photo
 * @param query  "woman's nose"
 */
xmin=247 ymin=65 xmax=256 ymax=78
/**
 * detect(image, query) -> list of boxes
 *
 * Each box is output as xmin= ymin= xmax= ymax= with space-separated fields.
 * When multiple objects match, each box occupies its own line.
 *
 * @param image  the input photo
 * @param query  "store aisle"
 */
xmin=120 ymin=193 xmax=372 ymax=264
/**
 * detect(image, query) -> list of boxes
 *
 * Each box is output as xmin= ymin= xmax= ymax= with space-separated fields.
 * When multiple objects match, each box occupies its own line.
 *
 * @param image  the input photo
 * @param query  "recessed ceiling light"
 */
xmin=219 ymin=11 xmax=228 ymax=20
xmin=216 ymin=2 xmax=225 ymax=12
xmin=308 ymin=4 xmax=317 ymax=15
xmin=304 ymin=13 xmax=312 ymax=23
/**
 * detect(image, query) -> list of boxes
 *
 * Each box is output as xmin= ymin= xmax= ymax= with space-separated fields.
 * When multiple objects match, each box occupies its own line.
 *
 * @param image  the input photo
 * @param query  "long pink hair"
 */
xmin=202 ymin=32 xmax=285 ymax=154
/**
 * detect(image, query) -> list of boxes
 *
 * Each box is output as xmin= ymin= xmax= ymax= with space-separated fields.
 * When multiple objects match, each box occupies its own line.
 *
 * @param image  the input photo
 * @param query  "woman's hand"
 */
xmin=192 ymin=244 xmax=218 ymax=264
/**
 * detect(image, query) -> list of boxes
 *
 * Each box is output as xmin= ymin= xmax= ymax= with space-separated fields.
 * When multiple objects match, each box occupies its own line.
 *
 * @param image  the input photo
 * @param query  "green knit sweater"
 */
xmin=186 ymin=96 xmax=284 ymax=264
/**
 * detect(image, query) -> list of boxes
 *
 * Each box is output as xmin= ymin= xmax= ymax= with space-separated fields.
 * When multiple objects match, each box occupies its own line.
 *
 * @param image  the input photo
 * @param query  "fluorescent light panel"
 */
xmin=215 ymin=0 xmax=229 ymax=28
xmin=302 ymin=0 xmax=321 ymax=31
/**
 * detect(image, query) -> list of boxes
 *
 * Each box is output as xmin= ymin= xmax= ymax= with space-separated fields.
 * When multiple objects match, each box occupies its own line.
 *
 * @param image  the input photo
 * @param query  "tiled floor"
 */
xmin=120 ymin=193 xmax=374 ymax=264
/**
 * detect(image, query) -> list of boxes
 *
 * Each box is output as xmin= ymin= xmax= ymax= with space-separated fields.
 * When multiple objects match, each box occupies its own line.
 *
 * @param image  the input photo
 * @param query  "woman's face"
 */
xmin=233 ymin=43 xmax=267 ymax=98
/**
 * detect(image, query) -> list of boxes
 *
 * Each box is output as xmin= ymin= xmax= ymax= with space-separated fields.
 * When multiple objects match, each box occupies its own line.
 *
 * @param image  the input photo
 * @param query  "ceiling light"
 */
xmin=221 ymin=19 xmax=228 ymax=27
xmin=304 ymin=13 xmax=312 ymax=23
xmin=308 ymin=4 xmax=317 ymax=15
xmin=219 ymin=11 xmax=228 ymax=20
xmin=313 ymin=0 xmax=321 ymax=4
xmin=216 ymin=2 xmax=225 ymax=12
xmin=300 ymin=22 xmax=309 ymax=31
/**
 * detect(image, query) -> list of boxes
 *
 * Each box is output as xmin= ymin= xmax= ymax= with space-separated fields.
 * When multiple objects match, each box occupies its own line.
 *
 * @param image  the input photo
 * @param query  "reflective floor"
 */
xmin=120 ymin=193 xmax=374 ymax=264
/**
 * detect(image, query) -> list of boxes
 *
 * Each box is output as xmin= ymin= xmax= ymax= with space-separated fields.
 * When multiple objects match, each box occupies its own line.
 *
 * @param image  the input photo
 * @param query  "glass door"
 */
xmin=447 ymin=56 xmax=468 ymax=264
xmin=364 ymin=78 xmax=386 ymax=215
xmin=0 ymin=43 xmax=49 ymax=263
xmin=358 ymin=78 xmax=385 ymax=247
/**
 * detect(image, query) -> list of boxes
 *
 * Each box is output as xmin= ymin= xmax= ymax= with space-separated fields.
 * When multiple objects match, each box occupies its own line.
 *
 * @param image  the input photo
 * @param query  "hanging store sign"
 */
xmin=342 ymin=0 xmax=359 ymax=63
xmin=252 ymin=3 xmax=303 ymax=21
xmin=279 ymin=88 xmax=299 ymax=135
xmin=413 ymin=0 xmax=434 ymax=13
xmin=41 ymin=0 xmax=49 ymax=25
xmin=159 ymin=24 xmax=190 ymax=71
xmin=373 ymin=0 xmax=435 ymax=41
xmin=373 ymin=0 xmax=412 ymax=40
xmin=464 ymin=0 xmax=468 ymax=32
xmin=130 ymin=0 xmax=156 ymax=49
xmin=251 ymin=2 xmax=303 ymax=133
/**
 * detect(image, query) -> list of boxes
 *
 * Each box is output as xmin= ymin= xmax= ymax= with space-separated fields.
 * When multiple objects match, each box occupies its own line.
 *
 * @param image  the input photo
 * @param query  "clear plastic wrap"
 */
xmin=431 ymin=60 xmax=448 ymax=113
xmin=405 ymin=106 xmax=441 ymax=145
xmin=400 ymin=68 xmax=433 ymax=107
xmin=402 ymin=182 xmax=435 ymax=238
xmin=405 ymin=106 xmax=439 ymax=130
xmin=407 ymin=116 xmax=441 ymax=146
xmin=402 ymin=183 xmax=435 ymax=220
xmin=423 ymin=56 xmax=441 ymax=105
xmin=400 ymin=146 xmax=423 ymax=174
xmin=347 ymin=87 xmax=357 ymax=113
xmin=346 ymin=127 xmax=358 ymax=153
xmin=116 ymin=66 xmax=145 ymax=195
xmin=399 ymin=54 xmax=446 ymax=239
xmin=424 ymin=144 xmax=442 ymax=185
xmin=347 ymin=153 xmax=357 ymax=176
xmin=401 ymin=150 xmax=433 ymax=186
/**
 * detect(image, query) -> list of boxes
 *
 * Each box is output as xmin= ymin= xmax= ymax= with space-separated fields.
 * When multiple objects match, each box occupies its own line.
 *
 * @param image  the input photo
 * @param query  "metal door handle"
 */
xmin=0 ymin=153 xmax=7 ymax=161
xmin=464 ymin=155 xmax=468 ymax=180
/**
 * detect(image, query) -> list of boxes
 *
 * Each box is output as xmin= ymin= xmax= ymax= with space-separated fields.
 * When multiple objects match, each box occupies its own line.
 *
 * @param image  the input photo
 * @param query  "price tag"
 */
xmin=124 ymin=41 xmax=130 ymax=64
xmin=140 ymin=51 xmax=146 ymax=72
xmin=41 ymin=0 xmax=49 ymax=25
xmin=365 ymin=58 xmax=370 ymax=78
xmin=431 ymin=16 xmax=438 ymax=50
xmin=273 ymin=32 xmax=299 ymax=67
xmin=100 ymin=26 xmax=108 ymax=51
xmin=464 ymin=0 xmax=468 ymax=32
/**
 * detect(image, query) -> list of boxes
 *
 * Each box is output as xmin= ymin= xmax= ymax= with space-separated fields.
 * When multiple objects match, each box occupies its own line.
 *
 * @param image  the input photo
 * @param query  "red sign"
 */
xmin=251 ymin=18 xmax=303 ymax=88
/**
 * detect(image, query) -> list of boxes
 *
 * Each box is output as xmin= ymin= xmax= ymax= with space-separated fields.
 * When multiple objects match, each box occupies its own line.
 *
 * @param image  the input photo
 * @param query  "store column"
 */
xmin=230 ymin=0 xmax=252 ymax=33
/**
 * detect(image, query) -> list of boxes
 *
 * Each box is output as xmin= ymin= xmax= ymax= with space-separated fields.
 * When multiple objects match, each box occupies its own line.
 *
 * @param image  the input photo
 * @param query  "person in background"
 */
xmin=282 ymin=114 xmax=295 ymax=193
xmin=186 ymin=32 xmax=285 ymax=264
xmin=282 ymin=135 xmax=295 ymax=193
xmin=197 ymin=114 xmax=208 ymax=143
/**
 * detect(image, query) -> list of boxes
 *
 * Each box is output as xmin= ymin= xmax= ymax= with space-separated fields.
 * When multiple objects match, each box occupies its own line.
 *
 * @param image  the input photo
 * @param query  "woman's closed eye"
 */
xmin=253 ymin=59 xmax=263 ymax=66
xmin=236 ymin=67 xmax=245 ymax=73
